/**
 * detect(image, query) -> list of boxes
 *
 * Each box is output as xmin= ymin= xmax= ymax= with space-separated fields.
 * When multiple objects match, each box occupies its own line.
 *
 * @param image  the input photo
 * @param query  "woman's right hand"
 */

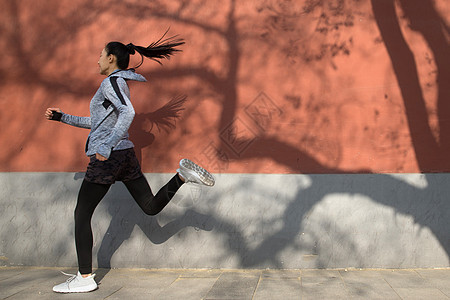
xmin=45 ymin=108 xmax=62 ymax=120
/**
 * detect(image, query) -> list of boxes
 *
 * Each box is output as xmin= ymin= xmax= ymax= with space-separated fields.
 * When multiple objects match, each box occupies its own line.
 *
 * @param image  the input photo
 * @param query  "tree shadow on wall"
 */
xmin=209 ymin=173 xmax=450 ymax=268
xmin=371 ymin=0 xmax=450 ymax=171
xmin=77 ymin=0 xmax=450 ymax=271
xmin=5 ymin=0 xmax=447 ymax=272
xmin=1 ymin=0 xmax=105 ymax=170
xmin=203 ymin=0 xmax=450 ymax=268
xmin=94 ymin=0 xmax=450 ymax=269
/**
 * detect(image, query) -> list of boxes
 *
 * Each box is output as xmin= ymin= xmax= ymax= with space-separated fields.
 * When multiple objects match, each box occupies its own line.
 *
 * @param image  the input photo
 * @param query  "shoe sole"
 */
xmin=180 ymin=159 xmax=215 ymax=186
xmin=53 ymin=286 xmax=98 ymax=293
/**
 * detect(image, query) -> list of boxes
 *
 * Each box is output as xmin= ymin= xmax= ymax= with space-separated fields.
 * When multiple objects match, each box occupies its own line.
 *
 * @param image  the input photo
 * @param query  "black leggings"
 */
xmin=74 ymin=175 xmax=184 ymax=274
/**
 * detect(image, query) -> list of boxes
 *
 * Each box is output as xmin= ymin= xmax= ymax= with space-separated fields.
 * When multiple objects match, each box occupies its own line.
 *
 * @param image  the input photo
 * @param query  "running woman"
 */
xmin=45 ymin=33 xmax=215 ymax=293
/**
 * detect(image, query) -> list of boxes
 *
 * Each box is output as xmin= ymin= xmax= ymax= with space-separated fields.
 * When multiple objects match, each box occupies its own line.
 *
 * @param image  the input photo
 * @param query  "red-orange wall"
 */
xmin=1 ymin=0 xmax=449 ymax=174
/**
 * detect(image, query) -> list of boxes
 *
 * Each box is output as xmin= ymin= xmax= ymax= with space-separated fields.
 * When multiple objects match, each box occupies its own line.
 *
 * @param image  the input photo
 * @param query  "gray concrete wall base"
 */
xmin=1 ymin=172 xmax=449 ymax=269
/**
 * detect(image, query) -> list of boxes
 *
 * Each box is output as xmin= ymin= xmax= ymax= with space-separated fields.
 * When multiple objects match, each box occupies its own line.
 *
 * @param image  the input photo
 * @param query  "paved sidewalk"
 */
xmin=1 ymin=267 xmax=450 ymax=299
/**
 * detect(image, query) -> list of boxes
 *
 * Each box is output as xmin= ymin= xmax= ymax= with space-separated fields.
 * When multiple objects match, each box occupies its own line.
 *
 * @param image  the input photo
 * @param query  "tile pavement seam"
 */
xmin=153 ymin=273 xmax=183 ymax=299
xmin=1 ymin=271 xmax=59 ymax=300
xmin=297 ymin=275 xmax=302 ymax=300
xmin=412 ymin=269 xmax=450 ymax=299
xmin=201 ymin=270 xmax=223 ymax=300
xmin=0 ymin=271 xmax=25 ymax=283
xmin=438 ymin=290 xmax=450 ymax=299
xmin=2 ymin=284 xmax=36 ymax=300
xmin=382 ymin=277 xmax=403 ymax=299
xmin=251 ymin=274 xmax=263 ymax=300
xmin=103 ymin=286 xmax=123 ymax=299
xmin=2 ymin=291 xmax=20 ymax=300
xmin=337 ymin=270 xmax=351 ymax=296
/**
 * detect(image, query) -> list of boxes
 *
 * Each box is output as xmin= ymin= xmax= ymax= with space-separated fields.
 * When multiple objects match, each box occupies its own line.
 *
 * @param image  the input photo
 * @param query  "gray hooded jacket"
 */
xmin=60 ymin=69 xmax=146 ymax=159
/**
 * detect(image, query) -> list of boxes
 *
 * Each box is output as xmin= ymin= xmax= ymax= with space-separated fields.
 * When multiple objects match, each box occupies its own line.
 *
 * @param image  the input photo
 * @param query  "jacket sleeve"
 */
xmin=96 ymin=77 xmax=135 ymax=159
xmin=60 ymin=113 xmax=91 ymax=129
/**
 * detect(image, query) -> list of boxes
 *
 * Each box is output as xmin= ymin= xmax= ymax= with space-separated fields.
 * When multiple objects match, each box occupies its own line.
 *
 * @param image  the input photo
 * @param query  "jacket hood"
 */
xmin=109 ymin=69 xmax=147 ymax=82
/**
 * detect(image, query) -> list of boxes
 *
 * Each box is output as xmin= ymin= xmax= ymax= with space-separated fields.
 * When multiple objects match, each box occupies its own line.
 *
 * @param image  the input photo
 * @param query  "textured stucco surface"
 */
xmin=1 ymin=172 xmax=449 ymax=269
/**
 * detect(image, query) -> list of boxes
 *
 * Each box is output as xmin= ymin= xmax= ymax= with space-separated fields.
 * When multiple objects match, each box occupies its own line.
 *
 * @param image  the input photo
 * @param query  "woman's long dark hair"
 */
xmin=105 ymin=30 xmax=185 ymax=70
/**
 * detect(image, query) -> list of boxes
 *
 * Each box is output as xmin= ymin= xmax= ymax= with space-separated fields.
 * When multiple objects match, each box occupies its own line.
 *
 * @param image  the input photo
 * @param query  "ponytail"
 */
xmin=106 ymin=30 xmax=185 ymax=70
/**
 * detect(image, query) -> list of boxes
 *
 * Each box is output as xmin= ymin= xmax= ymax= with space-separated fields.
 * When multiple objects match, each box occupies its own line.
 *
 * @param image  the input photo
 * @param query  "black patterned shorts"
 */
xmin=84 ymin=148 xmax=143 ymax=185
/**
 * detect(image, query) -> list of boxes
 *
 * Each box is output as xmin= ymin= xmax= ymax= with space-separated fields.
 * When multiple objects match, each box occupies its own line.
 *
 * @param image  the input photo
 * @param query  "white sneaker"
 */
xmin=53 ymin=271 xmax=97 ymax=293
xmin=177 ymin=159 xmax=215 ymax=186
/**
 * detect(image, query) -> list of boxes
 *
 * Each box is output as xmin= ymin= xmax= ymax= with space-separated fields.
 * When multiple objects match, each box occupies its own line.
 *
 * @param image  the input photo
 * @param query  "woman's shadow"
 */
xmin=95 ymin=186 xmax=215 ymax=280
xmin=88 ymin=95 xmax=216 ymax=281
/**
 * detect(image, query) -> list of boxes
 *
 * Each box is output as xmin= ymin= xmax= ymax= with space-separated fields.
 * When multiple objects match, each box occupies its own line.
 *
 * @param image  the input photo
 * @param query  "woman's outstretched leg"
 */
xmin=123 ymin=174 xmax=184 ymax=215
xmin=124 ymin=159 xmax=215 ymax=215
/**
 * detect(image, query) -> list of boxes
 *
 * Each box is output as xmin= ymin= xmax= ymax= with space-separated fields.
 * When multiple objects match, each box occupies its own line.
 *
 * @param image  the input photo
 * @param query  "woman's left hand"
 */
xmin=96 ymin=153 xmax=108 ymax=161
